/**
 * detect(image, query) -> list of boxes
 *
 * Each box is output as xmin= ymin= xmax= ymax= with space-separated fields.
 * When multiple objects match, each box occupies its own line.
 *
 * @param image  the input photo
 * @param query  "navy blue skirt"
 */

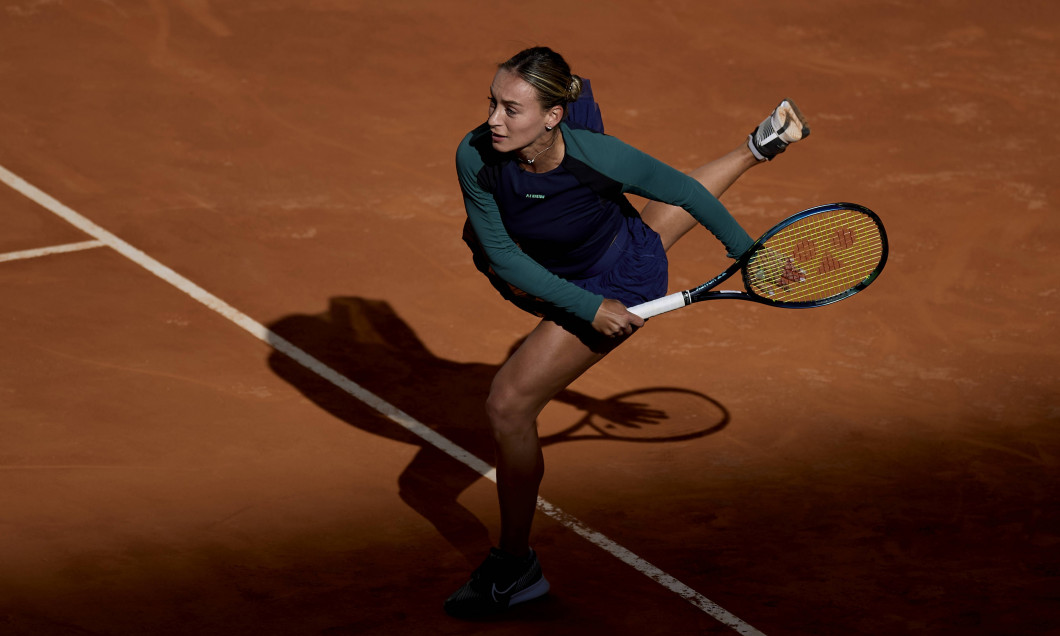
xmin=566 ymin=214 xmax=668 ymax=309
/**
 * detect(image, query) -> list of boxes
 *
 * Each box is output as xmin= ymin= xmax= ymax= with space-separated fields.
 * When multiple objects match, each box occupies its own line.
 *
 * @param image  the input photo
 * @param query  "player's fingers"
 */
xmin=609 ymin=318 xmax=634 ymax=338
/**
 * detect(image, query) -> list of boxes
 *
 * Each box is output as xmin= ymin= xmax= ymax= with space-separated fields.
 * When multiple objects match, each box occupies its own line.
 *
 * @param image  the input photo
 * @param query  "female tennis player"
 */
xmin=446 ymin=46 xmax=808 ymax=618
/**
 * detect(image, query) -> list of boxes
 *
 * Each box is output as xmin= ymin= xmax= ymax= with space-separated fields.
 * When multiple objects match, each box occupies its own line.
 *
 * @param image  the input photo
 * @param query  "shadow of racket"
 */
xmin=542 ymin=386 xmax=729 ymax=445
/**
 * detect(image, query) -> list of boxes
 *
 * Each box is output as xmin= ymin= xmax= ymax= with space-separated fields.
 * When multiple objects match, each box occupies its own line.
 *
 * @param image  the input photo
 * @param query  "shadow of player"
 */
xmin=265 ymin=297 xmax=728 ymax=562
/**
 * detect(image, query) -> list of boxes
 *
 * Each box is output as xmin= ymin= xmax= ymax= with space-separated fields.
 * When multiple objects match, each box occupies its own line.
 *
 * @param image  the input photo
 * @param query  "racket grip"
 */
xmin=628 ymin=292 xmax=687 ymax=319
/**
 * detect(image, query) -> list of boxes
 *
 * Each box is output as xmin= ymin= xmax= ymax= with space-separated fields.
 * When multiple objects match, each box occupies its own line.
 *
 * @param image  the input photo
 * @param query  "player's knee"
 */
xmin=485 ymin=383 xmax=533 ymax=436
xmin=484 ymin=385 xmax=516 ymax=428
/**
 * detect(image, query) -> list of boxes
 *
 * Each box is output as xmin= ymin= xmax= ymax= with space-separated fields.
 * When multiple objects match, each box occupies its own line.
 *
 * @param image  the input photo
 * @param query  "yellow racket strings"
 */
xmin=748 ymin=210 xmax=883 ymax=303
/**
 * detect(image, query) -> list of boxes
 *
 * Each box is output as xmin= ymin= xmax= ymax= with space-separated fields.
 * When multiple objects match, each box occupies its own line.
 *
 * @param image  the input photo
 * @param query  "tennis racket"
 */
xmin=629 ymin=202 xmax=887 ymax=318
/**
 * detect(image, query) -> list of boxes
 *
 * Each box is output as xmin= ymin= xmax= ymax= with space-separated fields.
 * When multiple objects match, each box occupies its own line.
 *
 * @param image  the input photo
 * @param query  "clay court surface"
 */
xmin=1 ymin=2 xmax=1057 ymax=634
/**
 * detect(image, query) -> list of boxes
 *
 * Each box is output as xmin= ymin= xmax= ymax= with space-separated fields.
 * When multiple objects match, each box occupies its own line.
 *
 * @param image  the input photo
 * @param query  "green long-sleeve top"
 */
xmin=456 ymin=121 xmax=754 ymax=322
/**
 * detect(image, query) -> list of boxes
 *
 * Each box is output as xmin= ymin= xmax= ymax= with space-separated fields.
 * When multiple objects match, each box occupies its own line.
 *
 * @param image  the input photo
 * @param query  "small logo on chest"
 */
xmin=524 ymin=193 xmax=546 ymax=200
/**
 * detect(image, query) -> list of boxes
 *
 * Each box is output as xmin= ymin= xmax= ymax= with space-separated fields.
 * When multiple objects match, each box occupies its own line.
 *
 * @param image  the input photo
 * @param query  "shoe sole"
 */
xmin=779 ymin=98 xmax=810 ymax=141
xmin=510 ymin=575 xmax=550 ymax=606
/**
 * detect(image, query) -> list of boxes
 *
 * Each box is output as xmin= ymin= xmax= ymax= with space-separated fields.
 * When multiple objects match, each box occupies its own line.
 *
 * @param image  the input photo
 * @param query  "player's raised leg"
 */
xmin=642 ymin=99 xmax=810 ymax=252
xmin=642 ymin=146 xmax=760 ymax=251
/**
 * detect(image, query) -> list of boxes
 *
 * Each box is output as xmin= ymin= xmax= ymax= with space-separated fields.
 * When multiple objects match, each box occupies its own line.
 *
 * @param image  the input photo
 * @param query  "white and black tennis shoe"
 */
xmin=748 ymin=99 xmax=810 ymax=161
xmin=444 ymin=547 xmax=549 ymax=619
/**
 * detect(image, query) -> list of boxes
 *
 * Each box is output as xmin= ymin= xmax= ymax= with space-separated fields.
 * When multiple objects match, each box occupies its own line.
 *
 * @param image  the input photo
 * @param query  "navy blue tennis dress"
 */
xmin=457 ymin=80 xmax=753 ymax=348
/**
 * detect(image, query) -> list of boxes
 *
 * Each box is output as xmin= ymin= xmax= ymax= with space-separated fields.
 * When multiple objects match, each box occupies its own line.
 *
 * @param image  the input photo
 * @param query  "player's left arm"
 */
xmin=563 ymin=128 xmax=754 ymax=257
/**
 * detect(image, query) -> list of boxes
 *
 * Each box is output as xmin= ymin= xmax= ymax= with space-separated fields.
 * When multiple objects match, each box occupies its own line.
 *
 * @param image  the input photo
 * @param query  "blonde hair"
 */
xmin=499 ymin=47 xmax=582 ymax=112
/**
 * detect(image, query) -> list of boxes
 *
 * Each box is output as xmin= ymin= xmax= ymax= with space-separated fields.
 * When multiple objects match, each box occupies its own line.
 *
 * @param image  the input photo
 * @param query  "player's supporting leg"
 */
xmin=488 ymin=319 xmax=606 ymax=555
xmin=445 ymin=319 xmax=606 ymax=618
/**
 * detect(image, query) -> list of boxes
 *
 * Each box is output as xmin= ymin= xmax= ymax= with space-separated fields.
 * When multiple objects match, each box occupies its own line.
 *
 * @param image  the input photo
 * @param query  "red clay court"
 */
xmin=1 ymin=2 xmax=1057 ymax=634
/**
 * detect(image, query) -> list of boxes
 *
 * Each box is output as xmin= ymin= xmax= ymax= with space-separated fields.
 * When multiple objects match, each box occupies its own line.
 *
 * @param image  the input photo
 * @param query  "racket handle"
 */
xmin=628 ymin=292 xmax=688 ymax=319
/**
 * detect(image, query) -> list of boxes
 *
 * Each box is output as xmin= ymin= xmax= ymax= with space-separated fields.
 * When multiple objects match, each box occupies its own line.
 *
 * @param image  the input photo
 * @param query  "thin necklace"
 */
xmin=519 ymin=132 xmax=558 ymax=165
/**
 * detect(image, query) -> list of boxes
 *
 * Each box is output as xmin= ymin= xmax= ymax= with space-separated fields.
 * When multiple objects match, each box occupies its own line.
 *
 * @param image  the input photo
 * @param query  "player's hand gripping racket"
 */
xmin=629 ymin=202 xmax=888 ymax=318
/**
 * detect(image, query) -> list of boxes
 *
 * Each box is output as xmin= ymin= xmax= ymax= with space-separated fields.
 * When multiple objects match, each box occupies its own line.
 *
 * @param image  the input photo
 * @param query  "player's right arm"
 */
xmin=456 ymin=128 xmax=604 ymax=323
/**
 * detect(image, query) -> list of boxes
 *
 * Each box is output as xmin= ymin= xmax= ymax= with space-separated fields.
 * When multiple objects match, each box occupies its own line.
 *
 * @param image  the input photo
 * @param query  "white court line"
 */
xmin=0 ymin=163 xmax=765 ymax=636
xmin=0 ymin=239 xmax=106 ymax=263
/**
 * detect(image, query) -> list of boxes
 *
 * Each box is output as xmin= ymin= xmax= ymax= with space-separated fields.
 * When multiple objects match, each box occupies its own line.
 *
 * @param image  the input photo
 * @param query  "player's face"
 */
xmin=487 ymin=69 xmax=554 ymax=156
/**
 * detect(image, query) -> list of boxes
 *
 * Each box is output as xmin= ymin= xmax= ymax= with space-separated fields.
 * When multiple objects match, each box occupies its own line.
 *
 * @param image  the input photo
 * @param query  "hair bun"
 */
xmin=500 ymin=47 xmax=581 ymax=110
xmin=567 ymin=75 xmax=583 ymax=103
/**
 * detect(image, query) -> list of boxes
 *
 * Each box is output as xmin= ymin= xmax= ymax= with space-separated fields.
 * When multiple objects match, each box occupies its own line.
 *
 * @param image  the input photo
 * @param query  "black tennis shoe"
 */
xmin=444 ymin=547 xmax=550 ymax=618
xmin=747 ymin=99 xmax=810 ymax=161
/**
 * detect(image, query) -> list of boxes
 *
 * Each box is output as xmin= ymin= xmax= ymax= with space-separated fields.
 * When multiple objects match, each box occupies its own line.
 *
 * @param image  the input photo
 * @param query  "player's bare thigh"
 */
xmin=488 ymin=319 xmax=608 ymax=429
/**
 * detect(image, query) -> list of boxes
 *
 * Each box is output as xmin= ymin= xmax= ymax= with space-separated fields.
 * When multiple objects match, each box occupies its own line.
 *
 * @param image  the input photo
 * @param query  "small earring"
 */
xmin=545 ymin=125 xmax=553 ymax=131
